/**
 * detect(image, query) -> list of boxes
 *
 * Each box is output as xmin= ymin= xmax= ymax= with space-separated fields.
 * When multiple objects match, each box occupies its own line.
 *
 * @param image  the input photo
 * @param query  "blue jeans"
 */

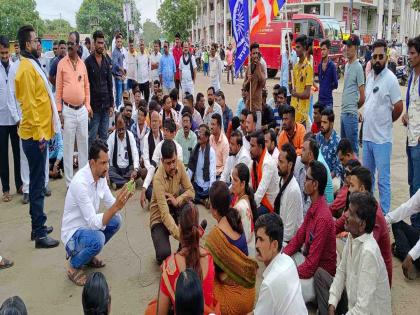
xmin=65 ymin=214 xmax=121 ymax=269
xmin=193 ymin=181 xmax=209 ymax=202
xmin=114 ymin=77 xmax=123 ymax=110
xmin=22 ymin=139 xmax=48 ymax=238
xmin=362 ymin=141 xmax=392 ymax=214
xmin=88 ymin=109 xmax=110 ymax=147
xmin=407 ymin=141 xmax=420 ymax=228
xmin=203 ymin=63 xmax=209 ymax=76
xmin=340 ymin=113 xmax=359 ymax=155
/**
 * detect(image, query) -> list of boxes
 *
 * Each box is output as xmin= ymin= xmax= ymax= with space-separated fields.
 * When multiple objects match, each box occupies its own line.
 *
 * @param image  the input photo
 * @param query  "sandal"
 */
xmin=0 ymin=257 xmax=14 ymax=269
xmin=2 ymin=192 xmax=12 ymax=202
xmin=67 ymin=269 xmax=87 ymax=286
xmin=86 ymin=257 xmax=106 ymax=268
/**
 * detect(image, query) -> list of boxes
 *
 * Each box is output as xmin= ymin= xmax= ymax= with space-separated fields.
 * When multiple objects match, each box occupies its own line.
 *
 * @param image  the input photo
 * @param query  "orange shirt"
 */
xmin=277 ymin=122 xmax=306 ymax=155
xmin=209 ymin=132 xmax=229 ymax=176
xmin=55 ymin=55 xmax=91 ymax=112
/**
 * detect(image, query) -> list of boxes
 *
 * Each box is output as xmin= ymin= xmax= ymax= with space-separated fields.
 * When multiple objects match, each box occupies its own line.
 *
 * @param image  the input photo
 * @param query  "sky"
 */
xmin=36 ymin=0 xmax=159 ymax=27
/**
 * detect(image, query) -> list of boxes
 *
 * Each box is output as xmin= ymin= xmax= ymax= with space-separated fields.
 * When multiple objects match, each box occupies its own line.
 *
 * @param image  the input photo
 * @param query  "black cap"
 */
xmin=343 ymin=34 xmax=360 ymax=47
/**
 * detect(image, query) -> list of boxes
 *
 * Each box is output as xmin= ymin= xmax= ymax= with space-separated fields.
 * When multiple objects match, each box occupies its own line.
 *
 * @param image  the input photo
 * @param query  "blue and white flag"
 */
xmin=229 ymin=0 xmax=249 ymax=75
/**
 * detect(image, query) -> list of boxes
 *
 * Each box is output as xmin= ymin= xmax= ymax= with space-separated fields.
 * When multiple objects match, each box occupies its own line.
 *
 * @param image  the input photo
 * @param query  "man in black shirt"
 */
xmin=85 ymin=30 xmax=114 ymax=146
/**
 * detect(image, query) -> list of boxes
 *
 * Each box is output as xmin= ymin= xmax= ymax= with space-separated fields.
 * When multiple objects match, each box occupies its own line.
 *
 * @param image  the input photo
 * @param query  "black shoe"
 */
xmin=31 ymin=226 xmax=54 ymax=241
xmin=35 ymin=236 xmax=59 ymax=249
xmin=22 ymin=193 xmax=29 ymax=204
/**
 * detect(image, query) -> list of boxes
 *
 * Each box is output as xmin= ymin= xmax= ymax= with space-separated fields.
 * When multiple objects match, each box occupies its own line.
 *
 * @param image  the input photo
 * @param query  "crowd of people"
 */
xmin=1 ymin=22 xmax=420 ymax=315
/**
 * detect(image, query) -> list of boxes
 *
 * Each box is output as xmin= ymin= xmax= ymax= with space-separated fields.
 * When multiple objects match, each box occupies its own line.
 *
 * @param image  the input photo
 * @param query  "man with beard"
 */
xmin=15 ymin=25 xmax=61 ymax=248
xmin=220 ymin=130 xmax=251 ymax=184
xmin=85 ymin=30 xmax=114 ymax=146
xmin=203 ymin=86 xmax=223 ymax=127
xmin=316 ymin=108 xmax=343 ymax=190
xmin=175 ymin=112 xmax=197 ymax=165
xmin=362 ymin=39 xmax=403 ymax=215
xmin=277 ymin=106 xmax=305 ymax=155
xmin=179 ymin=41 xmax=197 ymax=96
xmin=61 ymin=140 xmax=133 ymax=286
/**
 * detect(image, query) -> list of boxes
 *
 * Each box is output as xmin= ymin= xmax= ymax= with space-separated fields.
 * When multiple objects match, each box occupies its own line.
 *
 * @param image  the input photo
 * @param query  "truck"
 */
xmin=252 ymin=14 xmax=345 ymax=78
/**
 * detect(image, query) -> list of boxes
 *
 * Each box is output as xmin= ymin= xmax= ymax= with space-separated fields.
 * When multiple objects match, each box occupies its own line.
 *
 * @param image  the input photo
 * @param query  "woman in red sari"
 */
xmin=152 ymin=202 xmax=219 ymax=315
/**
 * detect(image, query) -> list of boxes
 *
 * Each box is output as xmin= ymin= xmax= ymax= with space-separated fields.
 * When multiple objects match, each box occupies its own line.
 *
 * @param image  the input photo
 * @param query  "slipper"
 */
xmin=67 ymin=269 xmax=87 ymax=286
xmin=2 ymin=192 xmax=12 ymax=202
xmin=0 ymin=257 xmax=14 ymax=269
xmin=86 ymin=257 xmax=106 ymax=268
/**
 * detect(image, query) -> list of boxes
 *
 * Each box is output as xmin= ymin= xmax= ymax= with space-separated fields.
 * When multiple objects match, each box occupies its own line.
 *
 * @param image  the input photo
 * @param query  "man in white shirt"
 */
xmin=220 ymin=130 xmax=251 ymax=184
xmin=209 ymin=43 xmax=223 ymax=92
xmin=140 ymin=118 xmax=183 ymax=208
xmin=249 ymin=131 xmax=280 ymax=215
xmin=179 ymin=41 xmax=197 ymax=96
xmin=264 ymin=129 xmax=279 ymax=161
xmin=386 ymin=189 xmax=420 ymax=280
xmin=249 ymin=213 xmax=307 ymax=315
xmin=326 ymin=192 xmax=391 ymax=315
xmin=203 ymin=86 xmax=223 ymax=128
xmin=125 ymin=38 xmax=137 ymax=91
xmin=149 ymin=40 xmax=162 ymax=87
xmin=107 ymin=113 xmax=139 ymax=189
xmin=137 ymin=39 xmax=151 ymax=102
xmin=61 ymin=140 xmax=133 ymax=286
xmin=274 ymin=143 xmax=303 ymax=244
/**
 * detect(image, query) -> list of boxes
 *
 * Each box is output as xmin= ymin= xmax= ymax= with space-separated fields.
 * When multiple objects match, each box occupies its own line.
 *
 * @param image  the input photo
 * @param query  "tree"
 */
xmin=413 ymin=0 xmax=420 ymax=11
xmin=0 ymin=0 xmax=45 ymax=40
xmin=157 ymin=0 xmax=197 ymax=42
xmin=76 ymin=0 xmax=141 ymax=44
xmin=43 ymin=19 xmax=73 ymax=37
xmin=142 ymin=19 xmax=162 ymax=45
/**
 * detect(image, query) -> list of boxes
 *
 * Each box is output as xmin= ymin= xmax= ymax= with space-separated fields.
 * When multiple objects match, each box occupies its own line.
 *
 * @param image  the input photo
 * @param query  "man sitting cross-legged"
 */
xmin=61 ymin=140 xmax=133 ymax=286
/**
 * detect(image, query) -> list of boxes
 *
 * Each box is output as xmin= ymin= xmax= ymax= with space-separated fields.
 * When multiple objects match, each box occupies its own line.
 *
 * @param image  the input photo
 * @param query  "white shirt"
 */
xmin=386 ymin=189 xmax=420 ymax=261
xmin=142 ymin=139 xmax=183 ymax=190
xmin=329 ymin=233 xmax=391 ymax=315
xmin=363 ymin=68 xmax=401 ymax=144
xmin=187 ymin=145 xmax=216 ymax=191
xmin=203 ymin=102 xmax=223 ymax=127
xmin=179 ymin=54 xmax=197 ymax=86
xmin=279 ymin=176 xmax=303 ymax=243
xmin=0 ymin=61 xmax=20 ymax=125
xmin=254 ymin=253 xmax=307 ymax=315
xmin=137 ymin=52 xmax=150 ymax=84
xmin=209 ymin=55 xmax=223 ymax=91
xmin=220 ymin=145 xmax=252 ymax=183
xmin=126 ymin=51 xmax=138 ymax=81
xmin=407 ymin=74 xmax=420 ymax=146
xmin=150 ymin=51 xmax=162 ymax=83
xmin=61 ymin=164 xmax=117 ymax=246
xmin=107 ymin=130 xmax=139 ymax=169
xmin=252 ymin=152 xmax=280 ymax=208
xmin=268 ymin=147 xmax=279 ymax=162
xmin=142 ymin=130 xmax=163 ymax=170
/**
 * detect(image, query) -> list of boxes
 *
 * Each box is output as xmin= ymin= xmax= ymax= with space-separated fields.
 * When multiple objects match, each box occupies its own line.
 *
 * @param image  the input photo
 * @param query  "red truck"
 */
xmin=252 ymin=14 xmax=345 ymax=78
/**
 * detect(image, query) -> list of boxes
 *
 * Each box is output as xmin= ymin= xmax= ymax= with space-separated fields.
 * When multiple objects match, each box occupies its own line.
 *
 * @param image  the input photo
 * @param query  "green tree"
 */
xmin=413 ymin=0 xmax=420 ymax=11
xmin=0 ymin=0 xmax=45 ymax=40
xmin=142 ymin=19 xmax=162 ymax=45
xmin=43 ymin=19 xmax=73 ymax=37
xmin=157 ymin=0 xmax=197 ymax=42
xmin=76 ymin=0 xmax=141 ymax=44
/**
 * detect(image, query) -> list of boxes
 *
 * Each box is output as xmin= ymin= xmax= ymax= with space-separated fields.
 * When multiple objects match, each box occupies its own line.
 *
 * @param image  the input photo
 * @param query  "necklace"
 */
xmin=70 ymin=58 xmax=78 ymax=71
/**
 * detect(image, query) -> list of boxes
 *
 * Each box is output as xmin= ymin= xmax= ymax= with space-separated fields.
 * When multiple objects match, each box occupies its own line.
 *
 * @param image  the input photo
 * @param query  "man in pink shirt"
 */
xmin=226 ymin=43 xmax=234 ymax=84
xmin=172 ymin=33 xmax=183 ymax=91
xmin=209 ymin=113 xmax=229 ymax=178
xmin=56 ymin=31 xmax=91 ymax=187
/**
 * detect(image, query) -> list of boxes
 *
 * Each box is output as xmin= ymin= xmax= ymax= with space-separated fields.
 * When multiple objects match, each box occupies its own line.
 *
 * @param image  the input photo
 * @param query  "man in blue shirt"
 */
xmin=318 ymin=39 xmax=338 ymax=110
xmin=159 ymin=41 xmax=176 ymax=95
xmin=111 ymin=34 xmax=126 ymax=110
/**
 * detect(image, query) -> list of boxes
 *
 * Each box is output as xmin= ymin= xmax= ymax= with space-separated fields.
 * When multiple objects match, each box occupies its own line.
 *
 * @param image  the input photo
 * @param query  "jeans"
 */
xmin=63 ymin=105 xmax=89 ymax=187
xmin=362 ymin=141 xmax=391 ymax=214
xmin=127 ymin=79 xmax=136 ymax=91
xmin=340 ymin=113 xmax=359 ymax=155
xmin=407 ymin=141 xmax=420 ymax=228
xmin=65 ymin=214 xmax=121 ymax=269
xmin=20 ymin=140 xmax=49 ymax=194
xmin=114 ymin=77 xmax=123 ymax=110
xmin=0 ymin=125 xmax=22 ymax=192
xmin=22 ymin=139 xmax=48 ymax=238
xmin=203 ymin=63 xmax=209 ymax=76
xmin=193 ymin=181 xmax=209 ymax=202
xmin=88 ymin=109 xmax=110 ymax=147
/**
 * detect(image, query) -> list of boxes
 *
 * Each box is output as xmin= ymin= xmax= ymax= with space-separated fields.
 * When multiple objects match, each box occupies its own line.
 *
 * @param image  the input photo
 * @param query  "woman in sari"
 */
xmin=230 ymin=163 xmax=258 ymax=257
xmin=149 ymin=202 xmax=219 ymax=315
xmin=206 ymin=181 xmax=258 ymax=315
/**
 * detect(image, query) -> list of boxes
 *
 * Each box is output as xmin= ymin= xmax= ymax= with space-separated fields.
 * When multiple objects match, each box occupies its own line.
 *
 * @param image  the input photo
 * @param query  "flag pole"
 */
xmin=249 ymin=0 xmax=252 ymax=113
xmin=284 ymin=1 xmax=294 ymax=91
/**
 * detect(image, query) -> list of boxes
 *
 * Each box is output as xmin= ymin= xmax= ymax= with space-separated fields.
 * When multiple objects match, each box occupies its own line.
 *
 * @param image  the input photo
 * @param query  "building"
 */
xmin=191 ymin=0 xmax=420 ymax=46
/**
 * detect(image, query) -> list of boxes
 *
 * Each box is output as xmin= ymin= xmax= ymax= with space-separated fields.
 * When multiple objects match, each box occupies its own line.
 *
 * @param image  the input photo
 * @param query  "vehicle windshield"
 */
xmin=321 ymin=19 xmax=342 ymax=41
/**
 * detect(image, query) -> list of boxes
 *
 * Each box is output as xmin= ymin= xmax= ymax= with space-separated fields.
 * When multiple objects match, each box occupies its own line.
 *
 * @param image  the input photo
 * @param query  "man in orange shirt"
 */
xmin=277 ymin=106 xmax=305 ymax=155
xmin=56 ymin=31 xmax=91 ymax=187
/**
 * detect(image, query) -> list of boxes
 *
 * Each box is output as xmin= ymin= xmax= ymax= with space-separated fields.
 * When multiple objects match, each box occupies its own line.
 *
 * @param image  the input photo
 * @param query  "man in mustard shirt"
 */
xmin=15 ymin=25 xmax=61 ymax=249
xmin=290 ymin=35 xmax=313 ymax=126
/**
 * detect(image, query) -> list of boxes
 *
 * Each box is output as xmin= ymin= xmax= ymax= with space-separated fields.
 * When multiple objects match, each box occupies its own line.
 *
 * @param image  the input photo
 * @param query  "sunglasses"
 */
xmin=372 ymin=54 xmax=385 ymax=60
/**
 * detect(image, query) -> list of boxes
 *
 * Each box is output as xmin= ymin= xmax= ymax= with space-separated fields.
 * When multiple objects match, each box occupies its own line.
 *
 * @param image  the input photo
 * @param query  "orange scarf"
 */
xmin=251 ymin=148 xmax=274 ymax=212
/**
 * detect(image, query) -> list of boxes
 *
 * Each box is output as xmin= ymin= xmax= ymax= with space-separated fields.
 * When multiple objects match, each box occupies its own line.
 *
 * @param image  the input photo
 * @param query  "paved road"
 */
xmin=0 ymin=72 xmax=419 ymax=314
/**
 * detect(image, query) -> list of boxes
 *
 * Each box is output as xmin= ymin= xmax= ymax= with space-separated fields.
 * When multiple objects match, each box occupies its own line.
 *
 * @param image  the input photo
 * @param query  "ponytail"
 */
xmin=226 ymin=207 xmax=244 ymax=235
xmin=245 ymin=182 xmax=258 ymax=224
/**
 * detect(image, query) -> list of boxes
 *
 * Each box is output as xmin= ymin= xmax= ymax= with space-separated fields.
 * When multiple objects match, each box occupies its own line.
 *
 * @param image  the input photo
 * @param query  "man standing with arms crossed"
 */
xmin=56 ymin=31 xmax=91 ymax=187
xmin=15 ymin=25 xmax=61 ymax=248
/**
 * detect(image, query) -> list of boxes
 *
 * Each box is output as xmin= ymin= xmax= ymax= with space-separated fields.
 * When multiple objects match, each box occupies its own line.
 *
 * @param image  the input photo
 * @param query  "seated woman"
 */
xmin=150 ymin=202 xmax=219 ymax=315
xmin=82 ymin=272 xmax=111 ymax=315
xmin=205 ymin=181 xmax=258 ymax=315
xmin=230 ymin=163 xmax=258 ymax=257
xmin=175 ymin=269 xmax=204 ymax=315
